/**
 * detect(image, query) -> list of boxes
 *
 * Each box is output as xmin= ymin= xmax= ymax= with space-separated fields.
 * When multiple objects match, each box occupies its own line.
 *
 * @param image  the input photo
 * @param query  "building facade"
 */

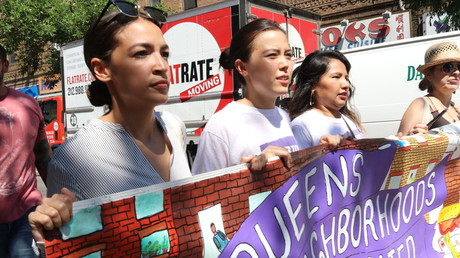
xmin=5 ymin=0 xmax=423 ymax=90
xmin=159 ymin=0 xmax=421 ymax=37
xmin=4 ymin=53 xmax=49 ymax=90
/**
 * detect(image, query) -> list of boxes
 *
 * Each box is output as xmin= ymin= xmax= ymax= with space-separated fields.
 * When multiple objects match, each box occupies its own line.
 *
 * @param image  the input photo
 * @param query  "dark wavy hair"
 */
xmin=288 ymin=50 xmax=362 ymax=130
xmin=418 ymin=66 xmax=435 ymax=93
xmin=219 ymin=18 xmax=285 ymax=86
xmin=0 ymin=44 xmax=6 ymax=62
xmin=84 ymin=11 xmax=161 ymax=111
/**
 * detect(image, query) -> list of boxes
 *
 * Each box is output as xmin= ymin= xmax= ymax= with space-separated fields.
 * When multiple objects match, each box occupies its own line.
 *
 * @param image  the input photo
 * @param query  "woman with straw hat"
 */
xmin=398 ymin=41 xmax=460 ymax=136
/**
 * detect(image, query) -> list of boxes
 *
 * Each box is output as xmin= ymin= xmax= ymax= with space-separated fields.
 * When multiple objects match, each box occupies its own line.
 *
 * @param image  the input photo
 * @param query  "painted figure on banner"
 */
xmin=192 ymin=18 xmax=299 ymax=175
xmin=289 ymin=50 xmax=364 ymax=149
xmin=28 ymin=1 xmax=191 ymax=243
xmin=211 ymin=223 xmax=229 ymax=252
xmin=435 ymin=203 xmax=460 ymax=257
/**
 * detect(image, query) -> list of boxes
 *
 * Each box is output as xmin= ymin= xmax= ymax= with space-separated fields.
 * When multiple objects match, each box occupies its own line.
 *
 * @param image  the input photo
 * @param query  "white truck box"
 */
xmin=342 ymin=30 xmax=460 ymax=138
xmin=61 ymin=40 xmax=105 ymax=137
xmin=157 ymin=0 xmax=321 ymax=144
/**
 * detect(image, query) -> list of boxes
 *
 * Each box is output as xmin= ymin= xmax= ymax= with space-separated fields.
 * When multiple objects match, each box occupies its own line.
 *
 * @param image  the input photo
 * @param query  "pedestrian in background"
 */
xmin=289 ymin=50 xmax=363 ymax=149
xmin=398 ymin=42 xmax=460 ymax=136
xmin=0 ymin=44 xmax=52 ymax=257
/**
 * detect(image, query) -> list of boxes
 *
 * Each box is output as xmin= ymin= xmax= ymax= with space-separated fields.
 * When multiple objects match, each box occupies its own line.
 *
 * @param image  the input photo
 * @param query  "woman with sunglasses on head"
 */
xmin=191 ymin=18 xmax=298 ymax=175
xmin=29 ymin=2 xmax=191 ymax=241
xmin=289 ymin=50 xmax=364 ymax=149
xmin=398 ymin=42 xmax=460 ymax=136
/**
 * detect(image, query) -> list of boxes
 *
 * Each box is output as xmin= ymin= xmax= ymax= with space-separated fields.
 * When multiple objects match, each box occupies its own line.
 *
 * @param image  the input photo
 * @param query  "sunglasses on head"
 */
xmin=441 ymin=63 xmax=460 ymax=74
xmin=93 ymin=0 xmax=167 ymax=30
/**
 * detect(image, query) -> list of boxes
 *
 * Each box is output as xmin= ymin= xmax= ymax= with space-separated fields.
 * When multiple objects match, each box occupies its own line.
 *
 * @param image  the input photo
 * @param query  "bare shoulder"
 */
xmin=410 ymin=97 xmax=426 ymax=107
xmin=403 ymin=97 xmax=427 ymax=113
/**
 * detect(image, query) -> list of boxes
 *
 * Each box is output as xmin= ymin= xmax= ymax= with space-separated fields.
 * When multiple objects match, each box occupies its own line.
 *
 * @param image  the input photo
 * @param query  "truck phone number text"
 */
xmin=67 ymin=85 xmax=87 ymax=96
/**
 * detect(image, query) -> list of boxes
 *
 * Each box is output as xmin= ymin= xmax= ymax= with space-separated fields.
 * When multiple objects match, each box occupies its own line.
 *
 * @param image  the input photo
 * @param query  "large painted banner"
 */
xmin=43 ymin=124 xmax=460 ymax=257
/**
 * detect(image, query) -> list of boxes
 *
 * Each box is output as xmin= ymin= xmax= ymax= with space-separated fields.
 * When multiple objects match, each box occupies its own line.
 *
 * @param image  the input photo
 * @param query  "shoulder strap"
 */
xmin=421 ymin=96 xmax=434 ymax=125
xmin=424 ymin=96 xmax=437 ymax=112
xmin=341 ymin=116 xmax=356 ymax=139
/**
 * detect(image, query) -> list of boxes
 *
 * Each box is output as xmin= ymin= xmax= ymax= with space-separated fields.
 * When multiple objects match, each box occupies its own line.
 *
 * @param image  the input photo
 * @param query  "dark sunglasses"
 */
xmin=93 ymin=0 xmax=167 ymax=30
xmin=441 ymin=63 xmax=460 ymax=74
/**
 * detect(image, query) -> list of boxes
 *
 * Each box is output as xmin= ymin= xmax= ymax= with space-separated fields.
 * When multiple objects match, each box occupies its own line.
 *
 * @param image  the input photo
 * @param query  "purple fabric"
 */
xmin=221 ymin=142 xmax=447 ymax=257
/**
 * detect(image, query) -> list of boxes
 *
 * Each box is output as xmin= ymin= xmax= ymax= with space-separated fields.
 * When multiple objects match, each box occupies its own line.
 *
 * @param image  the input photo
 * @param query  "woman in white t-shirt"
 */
xmin=289 ymin=50 xmax=364 ymax=149
xmin=192 ymin=19 xmax=299 ymax=175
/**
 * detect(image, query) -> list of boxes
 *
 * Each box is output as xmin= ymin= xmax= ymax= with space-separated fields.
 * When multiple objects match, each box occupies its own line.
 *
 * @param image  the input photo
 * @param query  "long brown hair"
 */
xmin=289 ymin=50 xmax=362 ymax=130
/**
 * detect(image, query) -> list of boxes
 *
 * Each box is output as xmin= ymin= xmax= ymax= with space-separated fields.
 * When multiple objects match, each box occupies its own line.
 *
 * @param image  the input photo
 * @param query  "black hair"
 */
xmin=219 ymin=18 xmax=285 ymax=86
xmin=84 ymin=10 xmax=161 ymax=111
xmin=418 ymin=67 xmax=435 ymax=93
xmin=418 ymin=78 xmax=432 ymax=92
xmin=0 ymin=44 xmax=6 ymax=62
xmin=288 ymin=50 xmax=362 ymax=129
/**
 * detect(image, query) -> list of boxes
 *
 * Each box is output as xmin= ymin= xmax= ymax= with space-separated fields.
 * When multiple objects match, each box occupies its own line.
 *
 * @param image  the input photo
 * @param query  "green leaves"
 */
xmin=392 ymin=0 xmax=459 ymax=30
xmin=0 ymin=0 xmax=104 ymax=76
xmin=0 ymin=0 xmax=175 ymax=76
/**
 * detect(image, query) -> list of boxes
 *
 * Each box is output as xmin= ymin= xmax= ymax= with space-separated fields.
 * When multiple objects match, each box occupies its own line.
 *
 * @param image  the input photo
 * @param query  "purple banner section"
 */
xmin=221 ymin=142 xmax=448 ymax=257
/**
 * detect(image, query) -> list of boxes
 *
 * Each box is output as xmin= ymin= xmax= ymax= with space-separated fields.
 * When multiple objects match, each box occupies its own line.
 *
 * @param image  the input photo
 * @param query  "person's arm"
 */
xmin=34 ymin=102 xmax=52 ymax=184
xmin=292 ymin=120 xmax=343 ymax=150
xmin=213 ymin=235 xmax=222 ymax=250
xmin=319 ymin=134 xmax=344 ymax=149
xmin=34 ymin=139 xmax=52 ymax=185
xmin=397 ymin=98 xmax=429 ymax=136
xmin=28 ymin=188 xmax=76 ymax=242
xmin=241 ymin=145 xmax=292 ymax=173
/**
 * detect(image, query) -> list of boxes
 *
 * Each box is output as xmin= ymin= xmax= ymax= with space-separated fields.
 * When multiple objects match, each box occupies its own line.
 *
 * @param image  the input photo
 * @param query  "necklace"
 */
xmin=341 ymin=115 xmax=357 ymax=139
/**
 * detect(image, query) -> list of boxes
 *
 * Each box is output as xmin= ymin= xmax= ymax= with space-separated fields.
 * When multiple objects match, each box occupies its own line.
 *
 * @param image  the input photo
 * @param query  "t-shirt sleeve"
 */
xmin=191 ymin=130 xmax=230 ymax=175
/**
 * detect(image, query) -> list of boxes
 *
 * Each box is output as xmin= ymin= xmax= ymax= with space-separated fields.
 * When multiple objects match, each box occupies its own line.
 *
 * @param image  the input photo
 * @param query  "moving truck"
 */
xmin=59 ymin=0 xmax=320 ymax=160
xmin=157 ymin=0 xmax=321 ymax=147
xmin=38 ymin=93 xmax=65 ymax=148
xmin=60 ymin=40 xmax=105 ymax=138
xmin=17 ymin=80 xmax=65 ymax=149
xmin=342 ymin=30 xmax=460 ymax=138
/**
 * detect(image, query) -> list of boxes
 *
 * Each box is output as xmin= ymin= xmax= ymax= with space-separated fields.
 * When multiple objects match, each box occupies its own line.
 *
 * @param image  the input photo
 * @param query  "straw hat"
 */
xmin=417 ymin=42 xmax=460 ymax=74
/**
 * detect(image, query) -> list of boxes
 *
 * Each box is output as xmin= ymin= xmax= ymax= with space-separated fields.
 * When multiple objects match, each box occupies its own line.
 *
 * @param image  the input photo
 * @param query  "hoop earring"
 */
xmin=309 ymin=90 xmax=315 ymax=107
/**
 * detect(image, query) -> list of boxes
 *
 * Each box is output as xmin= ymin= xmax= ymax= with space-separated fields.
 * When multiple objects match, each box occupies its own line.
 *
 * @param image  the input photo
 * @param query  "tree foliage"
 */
xmin=362 ymin=0 xmax=460 ymax=30
xmin=402 ymin=0 xmax=460 ymax=29
xmin=0 ymin=0 xmax=105 ymax=76
xmin=0 ymin=0 xmax=173 ymax=77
